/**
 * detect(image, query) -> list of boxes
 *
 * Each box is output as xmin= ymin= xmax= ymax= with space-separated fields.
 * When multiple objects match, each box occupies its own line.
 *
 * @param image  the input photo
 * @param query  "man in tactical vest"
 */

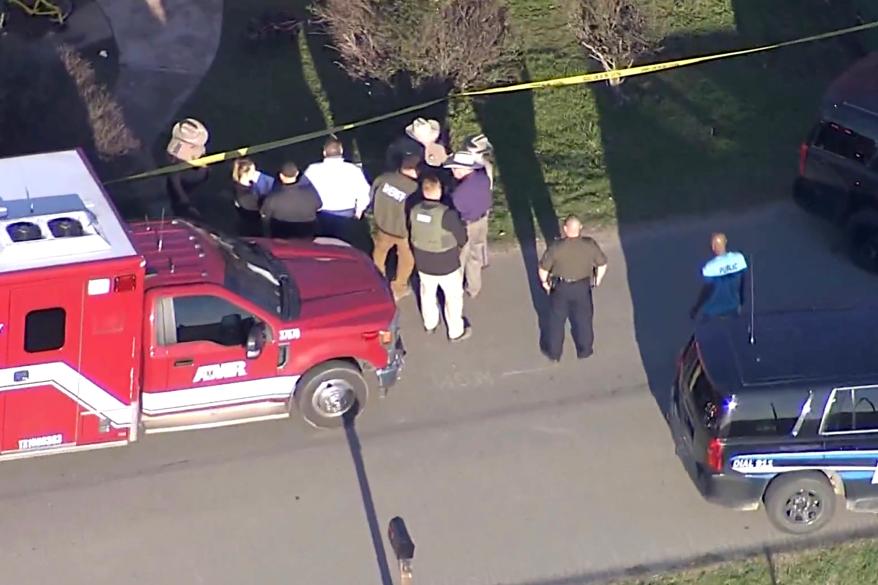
xmin=409 ymin=174 xmax=470 ymax=342
xmin=372 ymin=154 xmax=420 ymax=300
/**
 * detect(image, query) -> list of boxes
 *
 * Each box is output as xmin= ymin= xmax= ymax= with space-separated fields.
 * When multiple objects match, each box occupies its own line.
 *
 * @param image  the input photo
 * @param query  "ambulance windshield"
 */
xmin=212 ymin=234 xmax=298 ymax=319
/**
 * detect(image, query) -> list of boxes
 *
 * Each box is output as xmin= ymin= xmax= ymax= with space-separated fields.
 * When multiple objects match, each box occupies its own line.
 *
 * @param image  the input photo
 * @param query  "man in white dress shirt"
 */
xmin=304 ymin=137 xmax=372 ymax=250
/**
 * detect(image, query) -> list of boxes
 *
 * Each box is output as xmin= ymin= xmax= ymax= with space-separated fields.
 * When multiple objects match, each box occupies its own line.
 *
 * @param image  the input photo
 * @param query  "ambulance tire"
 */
xmin=294 ymin=361 xmax=367 ymax=429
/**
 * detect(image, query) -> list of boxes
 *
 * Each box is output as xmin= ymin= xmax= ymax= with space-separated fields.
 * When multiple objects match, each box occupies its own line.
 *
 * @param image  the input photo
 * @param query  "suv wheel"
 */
xmin=764 ymin=472 xmax=836 ymax=535
xmin=293 ymin=361 xmax=367 ymax=429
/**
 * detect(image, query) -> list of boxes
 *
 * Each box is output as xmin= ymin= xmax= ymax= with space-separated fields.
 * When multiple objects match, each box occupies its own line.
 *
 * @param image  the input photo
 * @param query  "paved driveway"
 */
xmin=3 ymin=202 xmax=878 ymax=585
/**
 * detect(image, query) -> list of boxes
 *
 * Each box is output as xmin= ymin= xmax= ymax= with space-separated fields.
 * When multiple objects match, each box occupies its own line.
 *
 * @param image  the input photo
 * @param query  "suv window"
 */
xmin=813 ymin=122 xmax=876 ymax=164
xmin=822 ymin=386 xmax=878 ymax=434
xmin=167 ymin=295 xmax=255 ymax=347
xmin=684 ymin=357 xmax=723 ymax=433
xmin=727 ymin=391 xmax=811 ymax=438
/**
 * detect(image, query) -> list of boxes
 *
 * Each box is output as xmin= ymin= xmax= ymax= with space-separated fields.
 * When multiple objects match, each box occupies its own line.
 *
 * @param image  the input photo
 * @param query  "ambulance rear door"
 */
xmin=0 ymin=279 xmax=84 ymax=454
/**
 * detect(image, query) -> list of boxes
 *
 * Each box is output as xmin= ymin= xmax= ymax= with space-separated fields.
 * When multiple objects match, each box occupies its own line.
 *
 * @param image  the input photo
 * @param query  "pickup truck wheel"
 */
xmin=764 ymin=472 xmax=836 ymax=535
xmin=294 ymin=361 xmax=367 ymax=429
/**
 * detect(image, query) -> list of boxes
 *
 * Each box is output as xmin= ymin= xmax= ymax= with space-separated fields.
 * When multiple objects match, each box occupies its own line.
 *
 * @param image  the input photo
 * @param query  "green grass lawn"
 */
xmin=178 ymin=0 xmax=878 ymax=239
xmin=615 ymin=538 xmax=878 ymax=585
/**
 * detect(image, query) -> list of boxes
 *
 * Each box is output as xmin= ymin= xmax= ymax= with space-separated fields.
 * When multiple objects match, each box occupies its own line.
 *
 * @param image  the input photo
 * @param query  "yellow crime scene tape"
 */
xmin=108 ymin=19 xmax=878 ymax=184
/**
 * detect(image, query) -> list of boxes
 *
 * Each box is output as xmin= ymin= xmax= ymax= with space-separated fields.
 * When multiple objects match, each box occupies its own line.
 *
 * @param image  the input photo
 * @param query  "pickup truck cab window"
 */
xmin=160 ymin=295 xmax=256 ymax=348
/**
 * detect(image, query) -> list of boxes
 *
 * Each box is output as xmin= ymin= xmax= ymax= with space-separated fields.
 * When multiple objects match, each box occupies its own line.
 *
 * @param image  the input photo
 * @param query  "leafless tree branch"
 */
xmin=312 ymin=0 xmax=519 ymax=90
xmin=567 ymin=0 xmax=660 ymax=87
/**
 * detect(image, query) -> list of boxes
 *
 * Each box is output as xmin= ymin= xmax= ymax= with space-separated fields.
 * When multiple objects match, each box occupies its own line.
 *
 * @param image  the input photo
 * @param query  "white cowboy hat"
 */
xmin=463 ymin=133 xmax=493 ymax=154
xmin=405 ymin=117 xmax=441 ymax=143
xmin=442 ymin=151 xmax=485 ymax=170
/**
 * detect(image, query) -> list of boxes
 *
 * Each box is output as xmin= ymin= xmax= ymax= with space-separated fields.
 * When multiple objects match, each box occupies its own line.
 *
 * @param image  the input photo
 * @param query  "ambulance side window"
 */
xmin=162 ymin=295 xmax=255 ymax=348
xmin=24 ymin=307 xmax=66 ymax=353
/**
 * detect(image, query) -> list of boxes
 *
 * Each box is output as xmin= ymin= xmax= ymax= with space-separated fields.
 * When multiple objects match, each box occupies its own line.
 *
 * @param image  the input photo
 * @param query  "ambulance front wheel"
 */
xmin=294 ymin=361 xmax=367 ymax=428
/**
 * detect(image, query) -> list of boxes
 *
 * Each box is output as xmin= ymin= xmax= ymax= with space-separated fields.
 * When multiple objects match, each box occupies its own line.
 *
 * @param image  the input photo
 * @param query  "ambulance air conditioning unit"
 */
xmin=47 ymin=217 xmax=85 ymax=238
xmin=0 ymin=193 xmax=111 ymax=266
xmin=7 ymin=221 xmax=43 ymax=242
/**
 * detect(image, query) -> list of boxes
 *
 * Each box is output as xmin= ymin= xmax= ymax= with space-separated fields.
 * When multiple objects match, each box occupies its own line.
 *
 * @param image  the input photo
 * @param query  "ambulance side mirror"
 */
xmin=246 ymin=322 xmax=267 ymax=359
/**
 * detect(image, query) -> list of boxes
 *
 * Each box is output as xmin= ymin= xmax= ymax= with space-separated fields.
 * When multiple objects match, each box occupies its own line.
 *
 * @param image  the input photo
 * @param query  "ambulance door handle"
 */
xmin=173 ymin=359 xmax=194 ymax=367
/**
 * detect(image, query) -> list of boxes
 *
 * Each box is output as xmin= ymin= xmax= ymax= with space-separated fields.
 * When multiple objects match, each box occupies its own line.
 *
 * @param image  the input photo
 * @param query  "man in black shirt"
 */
xmin=538 ymin=215 xmax=608 ymax=362
xmin=260 ymin=162 xmax=322 ymax=240
xmin=409 ymin=174 xmax=470 ymax=341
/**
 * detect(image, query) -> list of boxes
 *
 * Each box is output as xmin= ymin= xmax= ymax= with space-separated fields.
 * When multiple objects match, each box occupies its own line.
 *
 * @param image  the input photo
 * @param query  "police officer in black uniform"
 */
xmin=538 ymin=215 xmax=608 ymax=362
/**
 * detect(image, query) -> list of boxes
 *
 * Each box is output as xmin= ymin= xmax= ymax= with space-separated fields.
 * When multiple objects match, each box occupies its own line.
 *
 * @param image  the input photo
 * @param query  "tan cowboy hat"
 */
xmin=423 ymin=142 xmax=449 ymax=167
xmin=405 ymin=117 xmax=441 ymax=144
xmin=166 ymin=118 xmax=209 ymax=162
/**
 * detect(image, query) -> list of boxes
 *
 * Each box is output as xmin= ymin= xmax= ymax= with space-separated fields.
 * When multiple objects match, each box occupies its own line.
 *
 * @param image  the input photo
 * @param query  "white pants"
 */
xmin=418 ymin=268 xmax=465 ymax=339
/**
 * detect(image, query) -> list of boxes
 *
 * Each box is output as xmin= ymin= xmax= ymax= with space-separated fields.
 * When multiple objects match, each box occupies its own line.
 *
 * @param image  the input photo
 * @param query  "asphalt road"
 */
xmin=5 ymin=201 xmax=878 ymax=585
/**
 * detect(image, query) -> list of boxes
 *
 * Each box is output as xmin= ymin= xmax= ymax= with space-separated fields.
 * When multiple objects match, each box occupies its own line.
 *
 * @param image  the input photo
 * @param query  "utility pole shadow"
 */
xmin=344 ymin=416 xmax=394 ymax=585
xmin=763 ymin=546 xmax=779 ymax=585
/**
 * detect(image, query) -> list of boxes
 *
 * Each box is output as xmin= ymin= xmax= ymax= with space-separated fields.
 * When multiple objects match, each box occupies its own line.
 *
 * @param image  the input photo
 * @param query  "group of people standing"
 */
xmin=162 ymin=118 xmax=753 ymax=363
xmin=165 ymin=116 xmax=494 ymax=344
xmin=370 ymin=118 xmax=495 ymax=342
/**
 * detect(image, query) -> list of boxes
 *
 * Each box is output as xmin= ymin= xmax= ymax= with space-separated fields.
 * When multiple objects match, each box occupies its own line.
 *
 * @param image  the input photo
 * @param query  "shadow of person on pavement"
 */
xmin=474 ymin=69 xmax=560 ymax=351
xmin=595 ymin=1 xmax=874 ymax=416
xmin=344 ymin=416 xmax=394 ymax=585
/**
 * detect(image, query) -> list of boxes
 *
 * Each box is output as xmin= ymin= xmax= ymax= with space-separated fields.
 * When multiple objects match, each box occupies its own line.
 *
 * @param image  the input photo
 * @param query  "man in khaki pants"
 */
xmin=371 ymin=154 xmax=420 ymax=300
xmin=444 ymin=152 xmax=492 ymax=298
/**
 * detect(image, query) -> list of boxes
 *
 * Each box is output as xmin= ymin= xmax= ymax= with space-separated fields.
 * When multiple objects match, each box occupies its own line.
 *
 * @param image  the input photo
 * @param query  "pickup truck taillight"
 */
xmin=706 ymin=437 xmax=724 ymax=473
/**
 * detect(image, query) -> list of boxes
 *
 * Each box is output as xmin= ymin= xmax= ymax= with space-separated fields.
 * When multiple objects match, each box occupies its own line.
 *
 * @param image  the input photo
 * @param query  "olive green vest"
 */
xmin=410 ymin=202 xmax=457 ymax=253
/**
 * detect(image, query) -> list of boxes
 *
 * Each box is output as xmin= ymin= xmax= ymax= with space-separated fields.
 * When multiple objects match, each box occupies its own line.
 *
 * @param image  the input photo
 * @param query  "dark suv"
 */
xmin=669 ymin=308 xmax=878 ymax=534
xmin=795 ymin=52 xmax=878 ymax=271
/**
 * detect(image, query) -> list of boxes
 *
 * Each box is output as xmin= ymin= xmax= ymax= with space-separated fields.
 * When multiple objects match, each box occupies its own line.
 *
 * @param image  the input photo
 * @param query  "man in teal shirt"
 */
xmin=690 ymin=233 xmax=748 ymax=320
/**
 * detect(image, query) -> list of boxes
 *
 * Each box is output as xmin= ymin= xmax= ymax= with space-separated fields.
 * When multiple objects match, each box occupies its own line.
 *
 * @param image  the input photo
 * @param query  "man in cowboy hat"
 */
xmin=386 ymin=117 xmax=449 ymax=171
xmin=463 ymin=133 xmax=495 ymax=190
xmin=462 ymin=133 xmax=496 ymax=267
xmin=445 ymin=151 xmax=492 ymax=298
xmin=165 ymin=118 xmax=210 ymax=221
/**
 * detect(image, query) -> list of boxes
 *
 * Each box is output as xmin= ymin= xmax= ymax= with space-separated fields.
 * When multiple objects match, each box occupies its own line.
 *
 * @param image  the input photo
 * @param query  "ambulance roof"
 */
xmin=0 ymin=149 xmax=138 ymax=274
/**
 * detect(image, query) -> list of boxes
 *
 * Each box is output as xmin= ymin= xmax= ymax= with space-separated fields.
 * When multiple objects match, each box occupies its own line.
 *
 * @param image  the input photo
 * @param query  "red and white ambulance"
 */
xmin=0 ymin=149 xmax=404 ymax=461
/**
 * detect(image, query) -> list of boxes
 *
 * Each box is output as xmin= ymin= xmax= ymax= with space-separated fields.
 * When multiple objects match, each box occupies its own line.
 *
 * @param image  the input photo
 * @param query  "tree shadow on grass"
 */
xmin=157 ymin=0 xmax=330 ymax=235
xmin=0 ymin=36 xmax=98 ymax=178
xmin=594 ymin=0 xmax=872 ymax=414
xmin=301 ymin=18 xmax=449 ymax=179
xmin=474 ymin=68 xmax=559 ymax=350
